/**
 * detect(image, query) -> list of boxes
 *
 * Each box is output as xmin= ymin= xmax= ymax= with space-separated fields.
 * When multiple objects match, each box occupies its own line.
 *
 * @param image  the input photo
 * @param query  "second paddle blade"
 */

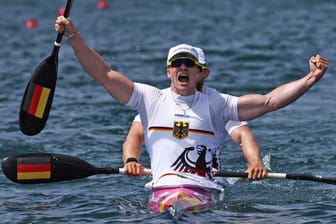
xmin=1 ymin=153 xmax=96 ymax=184
xmin=19 ymin=55 xmax=57 ymax=136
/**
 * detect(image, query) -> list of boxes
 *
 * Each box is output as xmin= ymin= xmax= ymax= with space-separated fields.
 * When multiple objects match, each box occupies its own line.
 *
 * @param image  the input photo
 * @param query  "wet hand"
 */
xmin=246 ymin=165 xmax=267 ymax=180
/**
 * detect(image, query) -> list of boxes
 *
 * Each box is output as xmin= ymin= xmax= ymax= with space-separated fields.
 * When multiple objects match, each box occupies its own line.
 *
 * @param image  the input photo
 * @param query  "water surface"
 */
xmin=1 ymin=0 xmax=336 ymax=223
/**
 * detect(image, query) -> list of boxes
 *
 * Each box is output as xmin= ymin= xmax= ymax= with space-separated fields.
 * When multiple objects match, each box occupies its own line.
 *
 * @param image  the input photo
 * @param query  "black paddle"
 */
xmin=2 ymin=153 xmax=336 ymax=185
xmin=19 ymin=0 xmax=73 ymax=136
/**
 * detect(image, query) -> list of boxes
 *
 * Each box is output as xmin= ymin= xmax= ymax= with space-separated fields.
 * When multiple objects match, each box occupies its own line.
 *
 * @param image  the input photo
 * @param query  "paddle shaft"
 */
xmin=215 ymin=171 xmax=336 ymax=185
xmin=52 ymin=0 xmax=73 ymax=57
xmin=93 ymin=167 xmax=152 ymax=175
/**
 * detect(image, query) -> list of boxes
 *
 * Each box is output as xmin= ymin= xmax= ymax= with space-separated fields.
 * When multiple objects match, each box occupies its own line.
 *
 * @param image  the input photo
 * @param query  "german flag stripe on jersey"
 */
xmin=23 ymin=83 xmax=51 ymax=119
xmin=17 ymin=157 xmax=51 ymax=180
xmin=148 ymin=126 xmax=214 ymax=135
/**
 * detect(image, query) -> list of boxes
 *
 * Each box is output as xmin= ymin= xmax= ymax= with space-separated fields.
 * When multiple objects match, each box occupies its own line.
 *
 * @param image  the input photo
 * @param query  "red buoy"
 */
xmin=25 ymin=19 xmax=38 ymax=29
xmin=97 ymin=0 xmax=109 ymax=9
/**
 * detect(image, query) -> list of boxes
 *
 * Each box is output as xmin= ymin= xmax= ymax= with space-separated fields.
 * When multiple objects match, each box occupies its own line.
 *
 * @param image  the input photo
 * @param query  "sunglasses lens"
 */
xmin=170 ymin=58 xmax=196 ymax=68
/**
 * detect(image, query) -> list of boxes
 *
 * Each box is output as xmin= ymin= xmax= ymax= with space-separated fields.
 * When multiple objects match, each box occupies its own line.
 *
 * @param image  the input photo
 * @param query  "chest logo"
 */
xmin=173 ymin=121 xmax=189 ymax=139
xmin=171 ymin=145 xmax=212 ymax=178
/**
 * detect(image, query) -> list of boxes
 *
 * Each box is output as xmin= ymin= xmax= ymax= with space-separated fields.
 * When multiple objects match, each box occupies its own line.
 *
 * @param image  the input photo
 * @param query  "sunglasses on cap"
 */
xmin=168 ymin=57 xmax=206 ymax=69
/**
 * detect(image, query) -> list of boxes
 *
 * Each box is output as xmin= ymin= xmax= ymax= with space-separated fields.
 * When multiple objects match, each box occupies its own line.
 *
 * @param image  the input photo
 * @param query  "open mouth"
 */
xmin=178 ymin=73 xmax=189 ymax=82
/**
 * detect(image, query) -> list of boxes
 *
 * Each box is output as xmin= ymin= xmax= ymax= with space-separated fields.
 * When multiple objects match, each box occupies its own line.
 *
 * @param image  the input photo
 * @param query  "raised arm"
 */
xmin=55 ymin=16 xmax=134 ymax=104
xmin=238 ymin=55 xmax=329 ymax=121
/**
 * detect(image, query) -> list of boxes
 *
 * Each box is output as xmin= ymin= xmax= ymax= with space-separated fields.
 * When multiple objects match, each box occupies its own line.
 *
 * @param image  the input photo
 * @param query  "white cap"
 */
xmin=194 ymin=47 xmax=207 ymax=65
xmin=167 ymin=43 xmax=207 ymax=66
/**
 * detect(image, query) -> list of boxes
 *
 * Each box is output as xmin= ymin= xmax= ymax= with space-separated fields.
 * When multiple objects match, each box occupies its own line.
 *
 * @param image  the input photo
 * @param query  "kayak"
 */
xmin=148 ymin=185 xmax=225 ymax=221
xmin=149 ymin=186 xmax=215 ymax=213
xmin=145 ymin=171 xmax=228 ymax=211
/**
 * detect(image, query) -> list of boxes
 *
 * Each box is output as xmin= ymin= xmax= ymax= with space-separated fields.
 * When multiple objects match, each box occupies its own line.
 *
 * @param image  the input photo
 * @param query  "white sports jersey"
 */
xmin=132 ymin=86 xmax=247 ymax=172
xmin=127 ymin=83 xmax=241 ymax=191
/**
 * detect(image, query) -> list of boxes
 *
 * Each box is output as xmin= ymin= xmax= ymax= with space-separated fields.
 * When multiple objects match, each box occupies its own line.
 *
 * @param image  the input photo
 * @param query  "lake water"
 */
xmin=1 ymin=0 xmax=336 ymax=223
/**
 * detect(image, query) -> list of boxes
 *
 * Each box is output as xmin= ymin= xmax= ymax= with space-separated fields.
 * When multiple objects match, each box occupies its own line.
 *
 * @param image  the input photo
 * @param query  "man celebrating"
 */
xmin=54 ymin=16 xmax=329 ymax=212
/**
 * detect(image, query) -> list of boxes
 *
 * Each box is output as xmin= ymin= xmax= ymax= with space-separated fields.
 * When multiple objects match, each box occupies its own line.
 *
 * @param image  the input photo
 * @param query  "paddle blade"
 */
xmin=19 ymin=55 xmax=57 ymax=136
xmin=1 ymin=153 xmax=96 ymax=184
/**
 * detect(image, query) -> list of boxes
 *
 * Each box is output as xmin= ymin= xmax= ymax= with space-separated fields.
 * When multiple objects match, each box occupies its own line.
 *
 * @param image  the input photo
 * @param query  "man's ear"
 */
xmin=202 ymin=69 xmax=210 ymax=79
xmin=166 ymin=67 xmax=171 ymax=78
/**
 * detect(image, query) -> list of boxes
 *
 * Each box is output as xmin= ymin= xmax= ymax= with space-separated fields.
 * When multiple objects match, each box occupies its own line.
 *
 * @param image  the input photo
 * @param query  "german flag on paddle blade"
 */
xmin=17 ymin=156 xmax=51 ymax=181
xmin=22 ymin=83 xmax=51 ymax=119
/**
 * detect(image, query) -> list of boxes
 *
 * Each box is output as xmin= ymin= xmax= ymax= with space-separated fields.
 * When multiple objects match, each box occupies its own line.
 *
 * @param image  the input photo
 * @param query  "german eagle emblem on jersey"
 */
xmin=173 ymin=121 xmax=189 ymax=139
xmin=171 ymin=145 xmax=212 ymax=178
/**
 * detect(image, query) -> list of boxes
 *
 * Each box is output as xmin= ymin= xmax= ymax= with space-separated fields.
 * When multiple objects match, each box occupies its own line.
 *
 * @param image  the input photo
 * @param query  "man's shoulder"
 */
xmin=202 ymin=86 xmax=217 ymax=95
xmin=203 ymin=86 xmax=229 ymax=98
